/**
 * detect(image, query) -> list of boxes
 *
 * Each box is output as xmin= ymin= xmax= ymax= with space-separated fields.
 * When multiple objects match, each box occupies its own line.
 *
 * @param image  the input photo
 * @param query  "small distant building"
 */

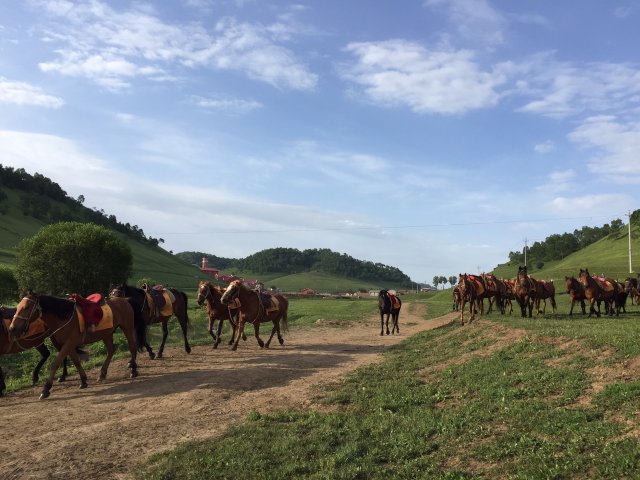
xmin=200 ymin=257 xmax=219 ymax=278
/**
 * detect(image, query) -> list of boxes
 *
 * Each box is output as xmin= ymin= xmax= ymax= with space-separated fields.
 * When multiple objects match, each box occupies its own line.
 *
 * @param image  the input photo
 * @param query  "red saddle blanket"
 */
xmin=69 ymin=293 xmax=104 ymax=326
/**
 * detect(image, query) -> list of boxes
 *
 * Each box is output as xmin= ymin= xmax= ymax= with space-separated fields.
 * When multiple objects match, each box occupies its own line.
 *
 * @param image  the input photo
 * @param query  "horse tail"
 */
xmin=280 ymin=297 xmax=289 ymax=333
xmin=129 ymin=297 xmax=148 ymax=352
xmin=180 ymin=290 xmax=191 ymax=328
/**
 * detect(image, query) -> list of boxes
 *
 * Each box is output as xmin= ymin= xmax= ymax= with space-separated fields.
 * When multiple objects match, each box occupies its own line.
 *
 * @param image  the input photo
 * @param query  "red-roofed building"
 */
xmin=200 ymin=257 xmax=220 ymax=278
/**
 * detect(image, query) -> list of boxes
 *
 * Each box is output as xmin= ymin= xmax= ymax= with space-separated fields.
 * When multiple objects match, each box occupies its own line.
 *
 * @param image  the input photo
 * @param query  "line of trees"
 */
xmin=507 ymin=215 xmax=637 ymax=266
xmin=432 ymin=275 xmax=458 ymax=290
xmin=0 ymin=164 xmax=163 ymax=247
xmin=177 ymin=247 xmax=413 ymax=286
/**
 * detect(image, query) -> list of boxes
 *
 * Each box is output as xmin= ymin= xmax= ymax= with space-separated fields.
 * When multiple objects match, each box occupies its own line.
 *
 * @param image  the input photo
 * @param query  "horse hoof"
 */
xmin=185 ymin=346 xmax=192 ymax=354
xmin=157 ymin=352 xmax=163 ymax=359
xmin=57 ymin=377 xmax=66 ymax=383
xmin=279 ymin=338 xmax=284 ymax=345
xmin=39 ymin=391 xmax=50 ymax=400
xmin=149 ymin=352 xmax=156 ymax=360
xmin=130 ymin=371 xmax=138 ymax=378
xmin=80 ymin=382 xmax=88 ymax=389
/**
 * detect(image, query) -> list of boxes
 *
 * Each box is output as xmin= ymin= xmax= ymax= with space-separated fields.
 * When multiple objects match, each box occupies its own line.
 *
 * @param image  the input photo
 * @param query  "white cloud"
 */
xmin=534 ymin=140 xmax=555 ymax=154
xmin=342 ymin=40 xmax=504 ymax=114
xmin=568 ymin=116 xmax=640 ymax=181
xmin=546 ymin=194 xmax=633 ymax=216
xmin=536 ymin=169 xmax=574 ymax=193
xmin=424 ymin=0 xmax=506 ymax=47
xmin=515 ymin=56 xmax=640 ymax=118
xmin=30 ymin=0 xmax=317 ymax=90
xmin=191 ymin=95 xmax=263 ymax=114
xmin=0 ymin=77 xmax=64 ymax=108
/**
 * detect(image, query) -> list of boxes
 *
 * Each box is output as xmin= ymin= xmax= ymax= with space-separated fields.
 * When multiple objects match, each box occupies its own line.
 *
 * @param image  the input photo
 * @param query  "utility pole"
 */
xmin=627 ymin=210 xmax=633 ymax=273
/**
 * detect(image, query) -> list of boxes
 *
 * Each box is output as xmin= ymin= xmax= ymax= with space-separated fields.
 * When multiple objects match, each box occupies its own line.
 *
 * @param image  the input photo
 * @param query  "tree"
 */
xmin=432 ymin=276 xmax=440 ymax=289
xmin=449 ymin=275 xmax=457 ymax=287
xmin=15 ymin=222 xmax=132 ymax=296
xmin=439 ymin=275 xmax=448 ymax=289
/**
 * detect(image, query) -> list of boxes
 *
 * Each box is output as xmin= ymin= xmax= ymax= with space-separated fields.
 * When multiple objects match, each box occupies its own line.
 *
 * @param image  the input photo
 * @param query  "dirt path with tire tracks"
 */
xmin=0 ymin=304 xmax=456 ymax=480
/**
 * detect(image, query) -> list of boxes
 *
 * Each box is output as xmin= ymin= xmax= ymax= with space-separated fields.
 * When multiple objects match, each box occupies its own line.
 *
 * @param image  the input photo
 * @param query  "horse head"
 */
xmin=578 ymin=268 xmax=590 ymax=287
xmin=221 ymin=280 xmax=242 ymax=305
xmin=197 ymin=281 xmax=211 ymax=306
xmin=9 ymin=291 xmax=40 ymax=338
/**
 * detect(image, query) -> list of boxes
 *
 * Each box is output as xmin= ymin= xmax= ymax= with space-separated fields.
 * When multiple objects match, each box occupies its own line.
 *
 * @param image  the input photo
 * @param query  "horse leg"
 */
xmin=214 ymin=318 xmax=224 ymax=349
xmin=569 ymin=299 xmax=574 ymax=316
xmin=123 ymin=326 xmax=139 ymax=378
xmin=157 ymin=320 xmax=169 ymax=358
xmin=580 ymin=300 xmax=586 ymax=315
xmin=460 ymin=298 xmax=466 ymax=325
xmin=178 ymin=313 xmax=192 ymax=354
xmin=232 ymin=318 xmax=246 ymax=351
xmin=99 ymin=336 xmax=115 ymax=381
xmin=253 ymin=322 xmax=265 ymax=348
xmin=208 ymin=315 xmax=217 ymax=345
xmin=265 ymin=320 xmax=278 ymax=348
xmin=393 ymin=312 xmax=400 ymax=334
xmin=32 ymin=344 xmax=51 ymax=386
xmin=41 ymin=342 xmax=76 ymax=399
xmin=143 ymin=341 xmax=156 ymax=360
xmin=380 ymin=312 xmax=385 ymax=335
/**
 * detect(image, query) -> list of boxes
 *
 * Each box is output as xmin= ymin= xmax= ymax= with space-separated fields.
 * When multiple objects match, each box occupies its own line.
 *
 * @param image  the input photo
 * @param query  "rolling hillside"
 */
xmin=0 ymin=186 xmax=211 ymax=289
xmin=492 ymin=224 xmax=640 ymax=281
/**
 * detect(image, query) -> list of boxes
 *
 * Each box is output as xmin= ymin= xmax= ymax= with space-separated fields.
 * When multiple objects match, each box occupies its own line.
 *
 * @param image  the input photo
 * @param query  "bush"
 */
xmin=0 ymin=266 xmax=18 ymax=303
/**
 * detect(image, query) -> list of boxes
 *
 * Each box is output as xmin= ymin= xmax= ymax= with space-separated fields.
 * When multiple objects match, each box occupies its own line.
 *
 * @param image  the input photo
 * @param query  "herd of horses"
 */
xmin=453 ymin=266 xmax=639 ymax=325
xmin=0 ymin=280 xmax=289 ymax=399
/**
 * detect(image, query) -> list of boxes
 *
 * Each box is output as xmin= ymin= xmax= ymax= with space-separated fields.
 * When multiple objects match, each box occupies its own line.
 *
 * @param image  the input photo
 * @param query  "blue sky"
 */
xmin=1 ymin=0 xmax=639 ymax=284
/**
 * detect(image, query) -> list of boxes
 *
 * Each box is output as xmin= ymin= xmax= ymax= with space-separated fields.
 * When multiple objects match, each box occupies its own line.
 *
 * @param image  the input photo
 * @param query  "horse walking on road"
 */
xmin=220 ymin=281 xmax=288 ymax=351
xmin=9 ymin=292 xmax=146 ymax=399
xmin=379 ymin=290 xmax=401 ymax=335
xmin=197 ymin=281 xmax=246 ymax=348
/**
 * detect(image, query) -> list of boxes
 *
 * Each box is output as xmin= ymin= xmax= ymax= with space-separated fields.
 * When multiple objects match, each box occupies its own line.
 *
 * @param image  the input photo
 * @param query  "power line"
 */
xmin=156 ymin=214 xmax=621 ymax=236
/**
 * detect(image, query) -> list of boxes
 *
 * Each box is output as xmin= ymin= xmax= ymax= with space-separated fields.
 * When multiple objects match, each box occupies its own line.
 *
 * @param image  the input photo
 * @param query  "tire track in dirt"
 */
xmin=0 ymin=304 xmax=456 ymax=480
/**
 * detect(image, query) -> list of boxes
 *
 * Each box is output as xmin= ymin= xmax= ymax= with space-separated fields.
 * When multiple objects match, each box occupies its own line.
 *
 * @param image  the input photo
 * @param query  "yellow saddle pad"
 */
xmin=160 ymin=291 xmax=173 ymax=316
xmin=266 ymin=296 xmax=279 ymax=314
xmin=77 ymin=304 xmax=113 ymax=333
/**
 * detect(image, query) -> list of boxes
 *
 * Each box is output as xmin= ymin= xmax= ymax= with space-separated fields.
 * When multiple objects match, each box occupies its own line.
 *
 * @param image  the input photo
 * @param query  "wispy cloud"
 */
xmin=30 ymin=0 xmax=317 ymax=91
xmin=534 ymin=140 xmax=555 ymax=154
xmin=546 ymin=194 xmax=632 ymax=217
xmin=0 ymin=77 xmax=64 ymax=108
xmin=190 ymin=95 xmax=263 ymax=114
xmin=341 ymin=39 xmax=504 ymax=114
xmin=568 ymin=115 xmax=640 ymax=182
xmin=536 ymin=169 xmax=575 ymax=193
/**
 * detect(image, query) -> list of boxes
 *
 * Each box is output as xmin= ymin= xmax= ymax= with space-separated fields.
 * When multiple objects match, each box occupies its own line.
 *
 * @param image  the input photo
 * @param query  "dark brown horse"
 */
xmin=220 ymin=280 xmax=289 ymax=351
xmin=0 ymin=305 xmax=72 ymax=396
xmin=514 ymin=266 xmax=535 ymax=318
xmin=500 ymin=278 xmax=515 ymax=315
xmin=196 ymin=281 xmax=246 ymax=348
xmin=578 ymin=269 xmax=619 ymax=317
xmin=378 ymin=290 xmax=401 ymax=335
xmin=483 ymin=273 xmax=506 ymax=314
xmin=110 ymin=283 xmax=191 ymax=358
xmin=564 ymin=276 xmax=586 ymax=315
xmin=624 ymin=277 xmax=638 ymax=305
xmin=9 ymin=292 xmax=146 ymax=399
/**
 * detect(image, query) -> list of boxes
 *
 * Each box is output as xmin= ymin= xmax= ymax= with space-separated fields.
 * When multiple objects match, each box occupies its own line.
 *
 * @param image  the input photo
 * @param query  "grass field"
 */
xmin=137 ymin=292 xmax=640 ymax=479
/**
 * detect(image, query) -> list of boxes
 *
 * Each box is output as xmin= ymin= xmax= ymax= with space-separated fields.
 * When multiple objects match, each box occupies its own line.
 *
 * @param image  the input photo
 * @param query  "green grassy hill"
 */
xmin=492 ymin=225 xmax=640 ymax=281
xmin=0 ymin=187 xmax=211 ymax=289
xmin=231 ymin=269 xmax=384 ymax=293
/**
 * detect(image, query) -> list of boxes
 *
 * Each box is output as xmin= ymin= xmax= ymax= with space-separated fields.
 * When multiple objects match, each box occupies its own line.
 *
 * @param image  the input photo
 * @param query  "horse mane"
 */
xmin=39 ymin=294 xmax=75 ymax=317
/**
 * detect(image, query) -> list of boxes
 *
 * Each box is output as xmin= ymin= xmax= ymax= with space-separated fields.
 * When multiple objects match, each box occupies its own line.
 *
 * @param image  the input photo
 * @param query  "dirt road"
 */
xmin=1 ymin=304 xmax=456 ymax=480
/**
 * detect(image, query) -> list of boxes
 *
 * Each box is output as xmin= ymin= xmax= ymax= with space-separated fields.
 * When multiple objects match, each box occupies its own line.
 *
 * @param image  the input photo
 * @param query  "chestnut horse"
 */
xmin=578 ymin=269 xmax=619 ymax=317
xmin=458 ymin=273 xmax=485 ymax=324
xmin=196 ymin=281 xmax=246 ymax=348
xmin=110 ymin=283 xmax=191 ymax=359
xmin=624 ymin=278 xmax=638 ymax=305
xmin=514 ymin=266 xmax=535 ymax=318
xmin=483 ymin=273 xmax=506 ymax=314
xmin=220 ymin=280 xmax=289 ymax=351
xmin=0 ymin=305 xmax=72 ymax=396
xmin=564 ymin=277 xmax=586 ymax=315
xmin=532 ymin=278 xmax=557 ymax=315
xmin=9 ymin=292 xmax=145 ymax=399
xmin=379 ymin=289 xmax=401 ymax=335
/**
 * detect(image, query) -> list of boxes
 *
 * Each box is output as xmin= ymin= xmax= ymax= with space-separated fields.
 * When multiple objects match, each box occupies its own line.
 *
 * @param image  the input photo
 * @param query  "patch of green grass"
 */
xmin=139 ymin=316 xmax=640 ymax=479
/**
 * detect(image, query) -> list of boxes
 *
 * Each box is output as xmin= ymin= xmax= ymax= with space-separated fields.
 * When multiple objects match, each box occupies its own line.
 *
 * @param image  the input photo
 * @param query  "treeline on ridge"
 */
xmin=507 ymin=212 xmax=640 ymax=265
xmin=177 ymin=247 xmax=412 ymax=286
xmin=0 ymin=165 xmax=163 ymax=247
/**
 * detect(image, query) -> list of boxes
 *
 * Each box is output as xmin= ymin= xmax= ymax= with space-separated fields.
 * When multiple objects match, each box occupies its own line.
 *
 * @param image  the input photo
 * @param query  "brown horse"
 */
xmin=0 ymin=305 xmax=72 ymax=396
xmin=578 ymin=269 xmax=619 ymax=317
xmin=531 ymin=278 xmax=557 ymax=315
xmin=196 ymin=281 xmax=246 ymax=348
xmin=624 ymin=278 xmax=638 ymax=305
xmin=378 ymin=289 xmax=402 ymax=335
xmin=220 ymin=280 xmax=288 ymax=351
xmin=9 ymin=292 xmax=146 ymax=399
xmin=452 ymin=286 xmax=461 ymax=311
xmin=483 ymin=273 xmax=506 ymax=314
xmin=458 ymin=273 xmax=485 ymax=324
xmin=564 ymin=277 xmax=586 ymax=315
xmin=514 ymin=266 xmax=535 ymax=318
xmin=500 ymin=278 xmax=515 ymax=315
xmin=110 ymin=283 xmax=191 ymax=358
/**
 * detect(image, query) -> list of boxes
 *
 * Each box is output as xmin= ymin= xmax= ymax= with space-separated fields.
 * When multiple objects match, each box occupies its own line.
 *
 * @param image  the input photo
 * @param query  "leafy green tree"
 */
xmin=448 ymin=275 xmax=457 ymax=286
xmin=432 ymin=276 xmax=440 ymax=289
xmin=439 ymin=275 xmax=448 ymax=289
xmin=0 ymin=266 xmax=19 ymax=302
xmin=15 ymin=222 xmax=132 ymax=296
